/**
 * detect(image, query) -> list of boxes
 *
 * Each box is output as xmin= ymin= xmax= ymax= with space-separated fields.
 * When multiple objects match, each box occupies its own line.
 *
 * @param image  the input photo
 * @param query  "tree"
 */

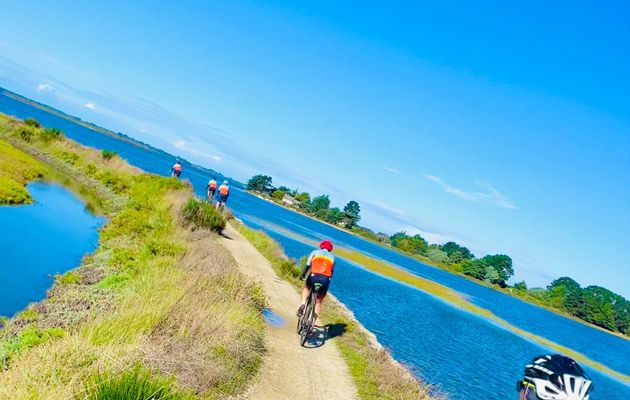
xmin=389 ymin=231 xmax=428 ymax=255
xmin=409 ymin=234 xmax=428 ymax=255
xmin=513 ymin=281 xmax=528 ymax=291
xmin=582 ymin=286 xmax=618 ymax=331
xmin=462 ymin=259 xmax=486 ymax=280
xmin=247 ymin=174 xmax=273 ymax=193
xmin=390 ymin=232 xmax=410 ymax=247
xmin=479 ymin=254 xmax=513 ymax=285
xmin=440 ymin=242 xmax=474 ymax=264
xmin=326 ymin=207 xmax=344 ymax=224
xmin=310 ymin=194 xmax=330 ymax=213
xmin=276 ymin=186 xmax=291 ymax=193
xmin=427 ymin=248 xmax=448 ymax=264
xmin=271 ymin=190 xmax=285 ymax=201
xmin=342 ymin=201 xmax=361 ymax=228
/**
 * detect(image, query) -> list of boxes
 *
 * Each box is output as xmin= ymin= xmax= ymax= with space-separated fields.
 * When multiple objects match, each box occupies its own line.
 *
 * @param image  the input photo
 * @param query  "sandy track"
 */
xmin=220 ymin=224 xmax=359 ymax=400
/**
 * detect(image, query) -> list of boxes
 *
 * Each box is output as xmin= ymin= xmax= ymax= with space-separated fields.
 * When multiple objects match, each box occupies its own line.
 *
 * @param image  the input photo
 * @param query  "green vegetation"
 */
xmin=516 ymin=277 xmax=630 ymax=334
xmin=234 ymin=224 xmax=437 ymax=400
xmin=181 ymin=197 xmax=226 ymax=233
xmin=245 ymin=172 xmax=629 ymax=335
xmin=366 ymin=229 xmax=630 ymax=335
xmin=0 ymin=133 xmax=49 ymax=204
xmin=246 ymin=173 xmax=362 ymax=228
xmin=24 ymin=117 xmax=41 ymax=128
xmin=101 ymin=149 xmax=117 ymax=160
xmin=84 ymin=366 xmax=194 ymax=400
xmin=0 ymin=113 xmax=265 ymax=398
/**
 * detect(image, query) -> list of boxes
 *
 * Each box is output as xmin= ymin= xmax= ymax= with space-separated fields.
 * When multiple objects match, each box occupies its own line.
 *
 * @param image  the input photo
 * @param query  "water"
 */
xmin=0 ymin=182 xmax=103 ymax=316
xmin=2 ymin=91 xmax=628 ymax=399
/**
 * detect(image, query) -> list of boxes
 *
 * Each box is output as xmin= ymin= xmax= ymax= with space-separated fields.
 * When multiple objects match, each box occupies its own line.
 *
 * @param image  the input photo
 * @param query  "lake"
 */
xmin=1 ymin=91 xmax=628 ymax=399
xmin=0 ymin=181 xmax=103 ymax=317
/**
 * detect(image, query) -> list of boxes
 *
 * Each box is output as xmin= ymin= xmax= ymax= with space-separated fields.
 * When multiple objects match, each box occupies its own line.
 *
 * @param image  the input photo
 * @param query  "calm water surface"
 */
xmin=2 ymin=91 xmax=628 ymax=399
xmin=0 ymin=182 xmax=103 ymax=316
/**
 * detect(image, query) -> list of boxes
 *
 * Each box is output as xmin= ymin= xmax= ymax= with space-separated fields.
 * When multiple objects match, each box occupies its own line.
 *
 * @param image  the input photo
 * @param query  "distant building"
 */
xmin=282 ymin=194 xmax=299 ymax=207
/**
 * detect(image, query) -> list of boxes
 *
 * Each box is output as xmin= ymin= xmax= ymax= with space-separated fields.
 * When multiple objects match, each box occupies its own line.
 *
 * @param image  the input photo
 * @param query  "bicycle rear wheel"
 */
xmin=299 ymin=291 xmax=317 ymax=346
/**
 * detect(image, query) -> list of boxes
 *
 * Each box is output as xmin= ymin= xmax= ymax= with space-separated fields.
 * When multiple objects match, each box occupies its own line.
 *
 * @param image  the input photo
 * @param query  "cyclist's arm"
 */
xmin=300 ymin=251 xmax=315 ymax=279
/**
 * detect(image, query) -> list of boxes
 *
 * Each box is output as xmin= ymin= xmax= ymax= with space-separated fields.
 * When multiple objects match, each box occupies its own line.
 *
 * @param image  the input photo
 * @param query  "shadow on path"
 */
xmin=302 ymin=323 xmax=348 ymax=349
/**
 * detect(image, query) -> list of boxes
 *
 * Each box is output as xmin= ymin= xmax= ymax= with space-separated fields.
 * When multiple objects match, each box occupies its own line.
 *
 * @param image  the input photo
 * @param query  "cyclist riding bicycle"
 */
xmin=171 ymin=160 xmax=183 ymax=178
xmin=297 ymin=240 xmax=335 ymax=324
xmin=207 ymin=177 xmax=218 ymax=200
xmin=215 ymin=180 xmax=230 ymax=209
xmin=517 ymin=354 xmax=593 ymax=400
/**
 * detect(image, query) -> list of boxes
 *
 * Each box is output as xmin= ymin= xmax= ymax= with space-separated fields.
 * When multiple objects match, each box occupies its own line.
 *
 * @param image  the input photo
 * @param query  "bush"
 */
xmin=24 ymin=118 xmax=41 ymax=128
xmin=101 ymin=149 xmax=117 ymax=160
xmin=181 ymin=197 xmax=226 ymax=233
xmin=39 ymin=127 xmax=63 ymax=142
xmin=85 ymin=366 xmax=192 ymax=400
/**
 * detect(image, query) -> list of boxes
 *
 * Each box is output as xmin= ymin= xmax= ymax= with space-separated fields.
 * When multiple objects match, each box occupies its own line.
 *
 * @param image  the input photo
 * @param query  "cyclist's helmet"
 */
xmin=319 ymin=240 xmax=333 ymax=251
xmin=517 ymin=355 xmax=593 ymax=400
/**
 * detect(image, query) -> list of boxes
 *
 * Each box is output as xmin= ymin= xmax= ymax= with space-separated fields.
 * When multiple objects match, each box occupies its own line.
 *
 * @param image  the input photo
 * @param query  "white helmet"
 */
xmin=518 ymin=355 xmax=593 ymax=400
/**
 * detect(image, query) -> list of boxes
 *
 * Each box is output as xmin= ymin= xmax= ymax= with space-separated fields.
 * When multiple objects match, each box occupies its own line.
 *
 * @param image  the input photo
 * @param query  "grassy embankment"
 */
xmin=0 ymin=122 xmax=48 ymax=204
xmin=0 ymin=114 xmax=266 ymax=399
xmin=234 ymin=223 xmax=437 ymax=400
xmin=236 ymin=223 xmax=630 ymax=386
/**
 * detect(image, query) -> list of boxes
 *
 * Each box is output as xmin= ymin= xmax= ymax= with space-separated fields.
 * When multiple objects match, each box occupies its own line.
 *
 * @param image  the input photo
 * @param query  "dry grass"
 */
xmin=0 ymin=114 xmax=267 ymax=399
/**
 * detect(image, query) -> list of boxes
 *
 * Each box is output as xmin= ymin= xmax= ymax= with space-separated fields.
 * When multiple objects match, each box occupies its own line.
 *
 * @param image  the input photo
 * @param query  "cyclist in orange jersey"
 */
xmin=297 ymin=240 xmax=335 ymax=323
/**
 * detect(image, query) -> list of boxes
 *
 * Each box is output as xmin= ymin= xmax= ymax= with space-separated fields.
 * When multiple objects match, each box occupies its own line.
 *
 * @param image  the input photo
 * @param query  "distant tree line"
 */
xmin=338 ymin=223 xmax=630 ymax=335
xmin=246 ymin=174 xmax=361 ymax=228
xmin=512 ymin=277 xmax=630 ymax=334
xmin=247 ymin=173 xmax=630 ymax=335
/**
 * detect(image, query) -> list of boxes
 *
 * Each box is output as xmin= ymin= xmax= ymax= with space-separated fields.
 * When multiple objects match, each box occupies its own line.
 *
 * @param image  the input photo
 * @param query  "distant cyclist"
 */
xmin=215 ymin=180 xmax=230 ymax=209
xmin=171 ymin=159 xmax=183 ymax=178
xmin=517 ymin=354 xmax=593 ymax=400
xmin=207 ymin=177 xmax=218 ymax=201
xmin=297 ymin=240 xmax=335 ymax=324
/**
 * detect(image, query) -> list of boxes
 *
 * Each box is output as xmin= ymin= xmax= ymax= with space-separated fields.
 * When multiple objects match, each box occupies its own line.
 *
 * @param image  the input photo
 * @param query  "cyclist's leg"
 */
xmin=312 ymin=275 xmax=330 ymax=321
xmin=297 ymin=275 xmax=312 ymax=316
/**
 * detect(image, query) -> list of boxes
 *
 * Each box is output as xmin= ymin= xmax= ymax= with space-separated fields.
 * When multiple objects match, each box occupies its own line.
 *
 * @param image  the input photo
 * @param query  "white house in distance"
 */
xmin=282 ymin=194 xmax=299 ymax=207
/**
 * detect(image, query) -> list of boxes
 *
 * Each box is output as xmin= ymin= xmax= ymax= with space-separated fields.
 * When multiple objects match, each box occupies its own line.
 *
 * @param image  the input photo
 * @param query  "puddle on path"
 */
xmin=263 ymin=308 xmax=285 ymax=327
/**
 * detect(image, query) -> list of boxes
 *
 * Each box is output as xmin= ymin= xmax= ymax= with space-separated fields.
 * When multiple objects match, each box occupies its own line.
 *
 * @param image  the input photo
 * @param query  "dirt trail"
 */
xmin=220 ymin=224 xmax=359 ymax=400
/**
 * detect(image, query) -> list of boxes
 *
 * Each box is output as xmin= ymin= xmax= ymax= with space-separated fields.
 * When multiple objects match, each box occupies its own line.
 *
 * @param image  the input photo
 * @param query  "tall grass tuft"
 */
xmin=181 ymin=197 xmax=226 ymax=233
xmin=101 ymin=149 xmax=117 ymax=160
xmin=84 ymin=366 xmax=193 ymax=400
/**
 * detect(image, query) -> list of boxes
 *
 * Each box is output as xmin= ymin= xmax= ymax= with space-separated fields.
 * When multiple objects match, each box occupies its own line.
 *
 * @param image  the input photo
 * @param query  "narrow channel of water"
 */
xmin=0 ymin=182 xmax=103 ymax=317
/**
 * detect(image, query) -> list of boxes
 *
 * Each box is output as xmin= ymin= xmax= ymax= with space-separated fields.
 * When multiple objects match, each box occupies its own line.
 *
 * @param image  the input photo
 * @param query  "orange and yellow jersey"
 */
xmin=306 ymin=249 xmax=335 ymax=277
xmin=219 ymin=184 xmax=230 ymax=196
xmin=208 ymin=180 xmax=217 ymax=189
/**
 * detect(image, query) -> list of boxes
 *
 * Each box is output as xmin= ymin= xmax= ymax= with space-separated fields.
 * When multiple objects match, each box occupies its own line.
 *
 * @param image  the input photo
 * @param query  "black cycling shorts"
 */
xmin=306 ymin=274 xmax=330 ymax=298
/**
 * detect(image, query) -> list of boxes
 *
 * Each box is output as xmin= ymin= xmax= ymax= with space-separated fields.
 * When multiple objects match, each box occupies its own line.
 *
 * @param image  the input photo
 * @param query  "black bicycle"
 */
xmin=297 ymin=282 xmax=323 ymax=346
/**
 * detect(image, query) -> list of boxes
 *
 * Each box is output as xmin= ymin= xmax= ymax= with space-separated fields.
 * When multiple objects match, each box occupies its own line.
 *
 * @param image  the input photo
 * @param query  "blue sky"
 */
xmin=0 ymin=1 xmax=628 ymax=296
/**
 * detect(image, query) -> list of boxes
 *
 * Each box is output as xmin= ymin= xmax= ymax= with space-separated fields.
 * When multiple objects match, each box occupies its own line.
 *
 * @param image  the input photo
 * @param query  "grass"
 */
xmin=0 ymin=113 xmax=266 ymax=399
xmin=181 ymin=197 xmax=226 ymax=233
xmin=84 ymin=365 xmax=194 ymax=400
xmin=0 ymin=136 xmax=48 ymax=204
xmin=101 ymin=149 xmax=117 ymax=160
xmin=234 ymin=223 xmax=438 ymax=400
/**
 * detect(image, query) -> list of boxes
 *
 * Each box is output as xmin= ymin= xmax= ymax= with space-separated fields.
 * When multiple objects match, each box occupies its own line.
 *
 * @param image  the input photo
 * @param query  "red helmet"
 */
xmin=319 ymin=240 xmax=333 ymax=251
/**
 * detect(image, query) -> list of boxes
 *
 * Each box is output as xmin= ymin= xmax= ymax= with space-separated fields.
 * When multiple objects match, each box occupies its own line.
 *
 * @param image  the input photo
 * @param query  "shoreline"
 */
xmin=247 ymin=191 xmax=629 ymax=341
xmin=233 ymin=220 xmax=438 ymax=398
xmin=0 ymin=115 xmax=266 ymax=397
xmin=1 ymin=113 xmax=433 ymax=399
